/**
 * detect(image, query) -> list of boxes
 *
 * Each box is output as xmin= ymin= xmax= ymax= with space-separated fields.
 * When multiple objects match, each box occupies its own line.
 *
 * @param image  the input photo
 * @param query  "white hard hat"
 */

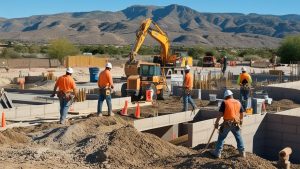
xmin=106 ymin=62 xmax=112 ymax=69
xmin=185 ymin=65 xmax=191 ymax=70
xmin=224 ymin=90 xmax=233 ymax=98
xmin=241 ymin=67 xmax=246 ymax=72
xmin=66 ymin=67 xmax=74 ymax=74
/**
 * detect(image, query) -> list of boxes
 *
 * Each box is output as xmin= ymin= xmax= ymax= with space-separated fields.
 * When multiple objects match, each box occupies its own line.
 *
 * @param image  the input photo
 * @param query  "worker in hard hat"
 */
xmin=210 ymin=90 xmax=245 ymax=158
xmin=182 ymin=65 xmax=197 ymax=111
xmin=51 ymin=67 xmax=77 ymax=124
xmin=237 ymin=67 xmax=252 ymax=110
xmin=97 ymin=62 xmax=114 ymax=116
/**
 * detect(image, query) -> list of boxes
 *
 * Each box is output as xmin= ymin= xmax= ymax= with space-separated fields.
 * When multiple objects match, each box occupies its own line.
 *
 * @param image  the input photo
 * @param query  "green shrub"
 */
xmin=243 ymin=55 xmax=261 ymax=61
xmin=278 ymin=35 xmax=300 ymax=63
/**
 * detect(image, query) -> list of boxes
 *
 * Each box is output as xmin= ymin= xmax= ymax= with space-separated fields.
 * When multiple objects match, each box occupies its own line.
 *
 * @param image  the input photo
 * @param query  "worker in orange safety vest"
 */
xmin=210 ymin=90 xmax=246 ymax=158
xmin=97 ymin=62 xmax=114 ymax=116
xmin=237 ymin=67 xmax=252 ymax=110
xmin=51 ymin=67 xmax=77 ymax=124
xmin=182 ymin=65 xmax=197 ymax=111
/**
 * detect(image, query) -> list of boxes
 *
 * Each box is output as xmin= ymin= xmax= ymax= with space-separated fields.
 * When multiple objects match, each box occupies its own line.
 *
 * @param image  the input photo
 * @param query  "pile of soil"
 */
xmin=1 ymin=116 xmax=299 ymax=169
xmin=267 ymin=99 xmax=300 ymax=112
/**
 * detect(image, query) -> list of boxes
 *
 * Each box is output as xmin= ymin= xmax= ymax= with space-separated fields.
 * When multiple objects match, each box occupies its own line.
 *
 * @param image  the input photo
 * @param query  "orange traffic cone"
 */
xmin=135 ymin=103 xmax=141 ymax=119
xmin=120 ymin=100 xmax=128 ymax=116
xmin=2 ymin=112 xmax=6 ymax=128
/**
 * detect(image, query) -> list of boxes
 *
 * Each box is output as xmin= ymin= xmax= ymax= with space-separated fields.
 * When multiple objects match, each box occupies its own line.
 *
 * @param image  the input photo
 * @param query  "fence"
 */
xmin=0 ymin=58 xmax=60 ymax=68
xmin=66 ymin=55 xmax=108 ymax=68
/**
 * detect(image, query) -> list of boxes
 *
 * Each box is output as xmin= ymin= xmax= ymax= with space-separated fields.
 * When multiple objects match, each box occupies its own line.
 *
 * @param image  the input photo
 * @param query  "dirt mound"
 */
xmin=103 ymin=126 xmax=192 ymax=168
xmin=1 ymin=116 xmax=299 ymax=168
xmin=267 ymin=99 xmax=300 ymax=112
xmin=0 ymin=129 xmax=30 ymax=144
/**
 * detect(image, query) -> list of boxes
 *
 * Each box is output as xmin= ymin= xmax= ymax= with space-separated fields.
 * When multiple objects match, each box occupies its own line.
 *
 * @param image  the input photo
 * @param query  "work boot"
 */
xmin=109 ymin=112 xmax=115 ymax=117
xmin=239 ymin=151 xmax=246 ymax=158
xmin=209 ymin=150 xmax=221 ymax=158
xmin=97 ymin=113 xmax=103 ymax=117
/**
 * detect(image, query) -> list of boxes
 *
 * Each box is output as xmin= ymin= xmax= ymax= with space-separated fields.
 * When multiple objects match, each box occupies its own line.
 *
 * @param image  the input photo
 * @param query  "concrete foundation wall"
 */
xmin=264 ymin=108 xmax=300 ymax=162
xmin=134 ymin=109 xmax=199 ymax=131
xmin=1 ymin=97 xmax=131 ymax=121
xmin=187 ymin=113 xmax=266 ymax=154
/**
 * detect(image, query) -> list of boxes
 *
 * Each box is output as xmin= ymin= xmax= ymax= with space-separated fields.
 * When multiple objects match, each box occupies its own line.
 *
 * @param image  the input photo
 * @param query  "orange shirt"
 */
xmin=184 ymin=72 xmax=193 ymax=90
xmin=223 ymin=98 xmax=241 ymax=121
xmin=55 ymin=75 xmax=76 ymax=93
xmin=98 ymin=69 xmax=113 ymax=88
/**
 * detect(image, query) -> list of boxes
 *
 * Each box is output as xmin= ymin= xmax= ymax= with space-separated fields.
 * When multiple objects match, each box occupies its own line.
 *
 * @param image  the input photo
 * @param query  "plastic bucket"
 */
xmin=146 ymin=89 xmax=153 ymax=102
xmin=89 ymin=67 xmax=100 ymax=82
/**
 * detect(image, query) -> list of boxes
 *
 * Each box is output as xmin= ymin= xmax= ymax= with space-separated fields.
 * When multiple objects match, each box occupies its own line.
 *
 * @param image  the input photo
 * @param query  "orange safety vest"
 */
xmin=184 ymin=72 xmax=193 ymax=90
xmin=223 ymin=98 xmax=241 ymax=121
xmin=239 ymin=73 xmax=251 ymax=85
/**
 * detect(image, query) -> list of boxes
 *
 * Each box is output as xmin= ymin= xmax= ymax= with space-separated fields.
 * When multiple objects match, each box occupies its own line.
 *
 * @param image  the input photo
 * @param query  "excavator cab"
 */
xmin=122 ymin=61 xmax=169 ymax=101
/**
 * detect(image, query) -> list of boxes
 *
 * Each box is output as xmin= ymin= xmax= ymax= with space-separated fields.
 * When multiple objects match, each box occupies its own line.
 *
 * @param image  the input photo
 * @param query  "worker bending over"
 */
xmin=182 ymin=65 xmax=197 ymax=111
xmin=237 ymin=67 xmax=252 ymax=110
xmin=210 ymin=90 xmax=246 ymax=158
xmin=97 ymin=63 xmax=114 ymax=116
xmin=51 ymin=67 xmax=77 ymax=124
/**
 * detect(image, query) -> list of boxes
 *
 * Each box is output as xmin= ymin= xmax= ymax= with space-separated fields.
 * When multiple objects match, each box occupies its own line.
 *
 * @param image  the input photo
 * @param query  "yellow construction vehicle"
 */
xmin=121 ymin=18 xmax=192 ymax=100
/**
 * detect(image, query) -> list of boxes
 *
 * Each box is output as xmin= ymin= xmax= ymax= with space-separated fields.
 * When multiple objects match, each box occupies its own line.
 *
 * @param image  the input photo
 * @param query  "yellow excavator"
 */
xmin=121 ymin=18 xmax=192 ymax=100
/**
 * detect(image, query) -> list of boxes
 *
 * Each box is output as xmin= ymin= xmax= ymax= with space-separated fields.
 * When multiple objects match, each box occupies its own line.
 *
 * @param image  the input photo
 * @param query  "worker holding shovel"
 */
xmin=210 ymin=90 xmax=246 ymax=158
xmin=51 ymin=67 xmax=77 ymax=124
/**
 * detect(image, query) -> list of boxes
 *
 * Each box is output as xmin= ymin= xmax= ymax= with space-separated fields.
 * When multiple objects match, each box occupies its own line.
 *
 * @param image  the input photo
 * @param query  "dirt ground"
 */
xmin=117 ymin=97 xmax=210 ymax=118
xmin=1 ymin=116 xmax=299 ymax=169
xmin=267 ymin=99 xmax=300 ymax=112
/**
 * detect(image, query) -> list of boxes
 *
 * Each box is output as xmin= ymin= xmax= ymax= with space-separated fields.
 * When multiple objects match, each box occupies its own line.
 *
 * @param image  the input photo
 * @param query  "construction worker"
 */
xmin=182 ymin=65 xmax=197 ymax=111
xmin=210 ymin=90 xmax=245 ymax=158
xmin=97 ymin=62 xmax=114 ymax=116
xmin=237 ymin=67 xmax=252 ymax=110
xmin=221 ymin=55 xmax=227 ymax=74
xmin=51 ymin=67 xmax=77 ymax=124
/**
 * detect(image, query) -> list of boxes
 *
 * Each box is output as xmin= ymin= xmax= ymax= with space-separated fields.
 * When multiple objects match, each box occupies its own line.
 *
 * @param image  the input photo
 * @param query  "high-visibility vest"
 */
xmin=223 ymin=98 xmax=241 ymax=121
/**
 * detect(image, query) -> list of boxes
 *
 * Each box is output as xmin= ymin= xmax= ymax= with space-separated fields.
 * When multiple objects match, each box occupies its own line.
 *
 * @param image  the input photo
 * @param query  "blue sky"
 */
xmin=1 ymin=0 xmax=300 ymax=18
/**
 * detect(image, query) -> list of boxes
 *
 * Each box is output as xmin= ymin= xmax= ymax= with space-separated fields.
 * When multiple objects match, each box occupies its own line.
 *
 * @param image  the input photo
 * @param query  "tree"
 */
xmin=29 ymin=44 xmax=41 ymax=53
xmin=277 ymin=35 xmax=300 ymax=63
xmin=0 ymin=48 xmax=20 ymax=58
xmin=47 ymin=38 xmax=79 ymax=65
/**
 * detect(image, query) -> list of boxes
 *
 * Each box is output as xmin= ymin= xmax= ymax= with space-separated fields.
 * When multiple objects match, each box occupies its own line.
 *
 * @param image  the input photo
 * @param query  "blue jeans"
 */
xmin=183 ymin=93 xmax=196 ymax=111
xmin=97 ymin=93 xmax=112 ymax=115
xmin=214 ymin=124 xmax=245 ymax=156
xmin=59 ymin=98 xmax=71 ymax=123
xmin=240 ymin=88 xmax=250 ymax=109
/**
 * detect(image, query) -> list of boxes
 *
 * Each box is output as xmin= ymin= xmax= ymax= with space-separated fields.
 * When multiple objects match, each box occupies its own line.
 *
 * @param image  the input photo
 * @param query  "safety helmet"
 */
xmin=185 ymin=65 xmax=191 ymax=70
xmin=241 ymin=67 xmax=246 ymax=72
xmin=66 ymin=67 xmax=74 ymax=74
xmin=106 ymin=62 xmax=112 ymax=69
xmin=224 ymin=90 xmax=233 ymax=98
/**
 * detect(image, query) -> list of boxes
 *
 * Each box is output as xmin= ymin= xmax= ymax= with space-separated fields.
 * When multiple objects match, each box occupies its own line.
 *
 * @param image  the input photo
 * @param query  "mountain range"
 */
xmin=1 ymin=4 xmax=300 ymax=48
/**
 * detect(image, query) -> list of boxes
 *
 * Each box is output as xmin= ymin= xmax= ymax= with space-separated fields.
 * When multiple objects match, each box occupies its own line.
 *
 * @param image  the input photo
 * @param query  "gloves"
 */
xmin=214 ymin=123 xmax=219 ymax=129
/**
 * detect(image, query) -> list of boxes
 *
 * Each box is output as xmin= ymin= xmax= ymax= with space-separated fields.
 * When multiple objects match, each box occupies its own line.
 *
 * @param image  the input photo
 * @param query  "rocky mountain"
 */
xmin=0 ymin=4 xmax=300 ymax=48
